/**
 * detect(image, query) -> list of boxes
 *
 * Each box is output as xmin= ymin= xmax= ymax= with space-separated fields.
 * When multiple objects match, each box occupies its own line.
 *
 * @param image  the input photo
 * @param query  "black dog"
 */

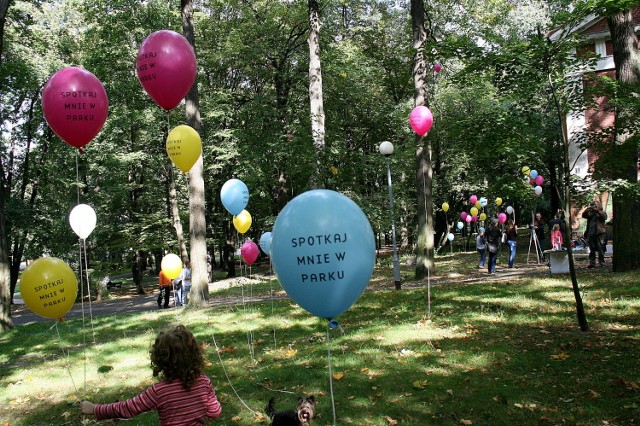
xmin=265 ymin=395 xmax=316 ymax=425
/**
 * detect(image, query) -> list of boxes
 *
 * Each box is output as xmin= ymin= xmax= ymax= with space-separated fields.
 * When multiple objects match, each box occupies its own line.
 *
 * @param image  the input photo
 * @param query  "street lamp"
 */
xmin=379 ymin=141 xmax=401 ymax=290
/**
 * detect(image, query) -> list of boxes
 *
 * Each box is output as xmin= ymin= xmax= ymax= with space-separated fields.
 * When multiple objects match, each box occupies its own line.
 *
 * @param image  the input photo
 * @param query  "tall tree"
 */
xmin=606 ymin=7 xmax=640 ymax=272
xmin=411 ymin=0 xmax=435 ymax=281
xmin=308 ymin=0 xmax=325 ymax=187
xmin=182 ymin=0 xmax=209 ymax=305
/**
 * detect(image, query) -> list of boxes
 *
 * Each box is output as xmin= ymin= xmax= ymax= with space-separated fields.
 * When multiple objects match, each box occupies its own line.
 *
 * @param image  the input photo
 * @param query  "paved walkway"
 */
xmin=10 ymin=259 xmax=594 ymax=327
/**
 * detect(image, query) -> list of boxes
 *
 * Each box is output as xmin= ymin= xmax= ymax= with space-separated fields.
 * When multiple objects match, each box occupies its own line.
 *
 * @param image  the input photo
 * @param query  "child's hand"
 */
xmin=81 ymin=400 xmax=96 ymax=416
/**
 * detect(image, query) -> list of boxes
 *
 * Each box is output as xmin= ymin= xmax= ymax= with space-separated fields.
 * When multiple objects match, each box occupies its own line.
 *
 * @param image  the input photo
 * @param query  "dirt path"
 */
xmin=10 ymin=260 xmax=589 ymax=327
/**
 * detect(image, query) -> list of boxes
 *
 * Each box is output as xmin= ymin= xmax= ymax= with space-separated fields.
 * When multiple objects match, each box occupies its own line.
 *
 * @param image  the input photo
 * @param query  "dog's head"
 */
xmin=296 ymin=395 xmax=316 ymax=424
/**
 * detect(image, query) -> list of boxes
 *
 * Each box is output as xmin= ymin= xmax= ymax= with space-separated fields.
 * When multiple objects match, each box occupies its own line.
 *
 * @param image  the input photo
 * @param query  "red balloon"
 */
xmin=529 ymin=178 xmax=536 ymax=185
xmin=434 ymin=63 xmax=442 ymax=73
xmin=241 ymin=241 xmax=260 ymax=266
xmin=42 ymin=67 xmax=108 ymax=149
xmin=136 ymin=30 xmax=197 ymax=110
xmin=409 ymin=106 xmax=433 ymax=136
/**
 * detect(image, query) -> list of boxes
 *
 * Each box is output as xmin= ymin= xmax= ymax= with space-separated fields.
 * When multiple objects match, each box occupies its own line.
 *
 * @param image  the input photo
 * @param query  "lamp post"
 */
xmin=379 ymin=141 xmax=401 ymax=290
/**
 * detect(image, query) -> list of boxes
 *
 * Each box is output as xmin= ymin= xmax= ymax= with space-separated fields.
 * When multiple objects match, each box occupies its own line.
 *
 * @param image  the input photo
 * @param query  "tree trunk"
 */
xmin=0 ymin=0 xmax=13 ymax=330
xmin=308 ymin=0 xmax=325 ymax=187
xmin=182 ymin=0 xmax=209 ymax=305
xmin=411 ymin=0 xmax=434 ymax=280
xmin=168 ymin=164 xmax=188 ymax=260
xmin=607 ymin=10 xmax=640 ymax=272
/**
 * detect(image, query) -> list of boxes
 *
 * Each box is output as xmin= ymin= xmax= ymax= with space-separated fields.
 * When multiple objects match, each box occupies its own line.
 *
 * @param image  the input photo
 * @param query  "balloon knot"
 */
xmin=78 ymin=148 xmax=85 ymax=155
xmin=58 ymin=317 xmax=65 ymax=323
xmin=329 ymin=320 xmax=339 ymax=329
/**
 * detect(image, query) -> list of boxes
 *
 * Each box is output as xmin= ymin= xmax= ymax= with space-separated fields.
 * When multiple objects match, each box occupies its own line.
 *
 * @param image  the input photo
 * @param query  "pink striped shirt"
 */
xmin=94 ymin=374 xmax=221 ymax=425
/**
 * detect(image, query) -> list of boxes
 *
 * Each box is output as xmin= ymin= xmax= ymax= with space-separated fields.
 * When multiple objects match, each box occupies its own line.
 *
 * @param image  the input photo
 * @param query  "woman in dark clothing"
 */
xmin=485 ymin=219 xmax=503 ymax=274
xmin=505 ymin=219 xmax=518 ymax=268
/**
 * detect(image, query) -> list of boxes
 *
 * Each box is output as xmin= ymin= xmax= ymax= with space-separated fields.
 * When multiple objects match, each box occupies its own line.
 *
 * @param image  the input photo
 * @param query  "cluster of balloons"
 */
xmin=446 ymin=195 xmax=508 ymax=232
xmin=522 ymin=166 xmax=544 ymax=196
xmin=409 ymin=106 xmax=434 ymax=136
xmin=271 ymin=190 xmax=375 ymax=320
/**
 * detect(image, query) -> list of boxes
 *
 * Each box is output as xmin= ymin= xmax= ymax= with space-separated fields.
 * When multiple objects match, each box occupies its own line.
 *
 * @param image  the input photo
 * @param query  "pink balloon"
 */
xmin=433 ymin=63 xmax=442 ymax=73
xmin=241 ymin=241 xmax=260 ymax=266
xmin=42 ymin=67 xmax=108 ymax=149
xmin=498 ymin=213 xmax=507 ymax=224
xmin=535 ymin=175 xmax=544 ymax=186
xmin=472 ymin=216 xmax=478 ymax=222
xmin=469 ymin=195 xmax=478 ymax=205
xmin=465 ymin=215 xmax=472 ymax=223
xmin=137 ymin=30 xmax=197 ymax=110
xmin=460 ymin=211 xmax=468 ymax=220
xmin=409 ymin=106 xmax=433 ymax=136
xmin=529 ymin=178 xmax=536 ymax=186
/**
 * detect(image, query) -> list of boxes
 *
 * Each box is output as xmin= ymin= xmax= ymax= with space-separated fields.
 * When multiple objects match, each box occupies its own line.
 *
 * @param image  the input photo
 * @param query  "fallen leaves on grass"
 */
xmin=385 ymin=416 xmax=398 ymax=424
xmin=550 ymin=353 xmax=570 ymax=361
xmin=332 ymin=371 xmax=345 ymax=380
xmin=460 ymin=419 xmax=473 ymax=425
xmin=412 ymin=379 xmax=428 ymax=389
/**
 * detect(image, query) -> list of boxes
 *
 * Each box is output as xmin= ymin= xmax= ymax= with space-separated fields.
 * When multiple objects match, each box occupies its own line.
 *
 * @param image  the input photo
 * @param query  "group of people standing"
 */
xmin=475 ymin=201 xmax=608 ymax=273
xmin=158 ymin=261 xmax=192 ymax=309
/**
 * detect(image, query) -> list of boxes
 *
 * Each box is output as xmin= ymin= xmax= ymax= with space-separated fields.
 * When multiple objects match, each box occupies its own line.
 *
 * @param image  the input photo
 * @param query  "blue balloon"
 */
xmin=479 ymin=227 xmax=485 ymax=234
xmin=456 ymin=221 xmax=464 ymax=230
xmin=530 ymin=169 xmax=538 ymax=179
xmin=259 ymin=231 xmax=272 ymax=254
xmin=479 ymin=197 xmax=487 ymax=207
xmin=220 ymin=178 xmax=249 ymax=216
xmin=447 ymin=233 xmax=454 ymax=241
xmin=271 ymin=190 xmax=375 ymax=319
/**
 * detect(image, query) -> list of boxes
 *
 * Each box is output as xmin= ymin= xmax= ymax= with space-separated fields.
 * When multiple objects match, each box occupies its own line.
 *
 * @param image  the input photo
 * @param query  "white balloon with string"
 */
xmin=69 ymin=204 xmax=97 ymax=239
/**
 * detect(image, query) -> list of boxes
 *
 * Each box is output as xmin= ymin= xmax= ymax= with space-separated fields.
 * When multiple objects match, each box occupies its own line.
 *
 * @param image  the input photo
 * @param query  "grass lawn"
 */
xmin=1 ymin=250 xmax=639 ymax=425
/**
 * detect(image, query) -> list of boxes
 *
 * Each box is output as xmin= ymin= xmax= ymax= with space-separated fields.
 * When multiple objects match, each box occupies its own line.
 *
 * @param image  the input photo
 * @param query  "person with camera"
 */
xmin=581 ymin=201 xmax=608 ymax=268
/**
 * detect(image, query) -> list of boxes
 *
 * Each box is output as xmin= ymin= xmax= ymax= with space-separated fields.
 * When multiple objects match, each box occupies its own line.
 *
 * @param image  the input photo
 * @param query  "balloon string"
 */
xmin=54 ymin=321 xmax=79 ymax=396
xmin=82 ymin=239 xmax=96 ymax=342
xmin=211 ymin=332 xmax=258 ymax=415
xmin=269 ymin=257 xmax=277 ymax=351
xmin=326 ymin=323 xmax=337 ymax=426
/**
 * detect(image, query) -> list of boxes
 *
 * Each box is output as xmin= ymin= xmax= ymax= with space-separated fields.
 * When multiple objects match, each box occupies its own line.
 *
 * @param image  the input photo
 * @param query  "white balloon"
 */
xmin=69 ymin=204 xmax=97 ymax=239
xmin=506 ymin=206 xmax=514 ymax=215
xmin=534 ymin=186 xmax=543 ymax=196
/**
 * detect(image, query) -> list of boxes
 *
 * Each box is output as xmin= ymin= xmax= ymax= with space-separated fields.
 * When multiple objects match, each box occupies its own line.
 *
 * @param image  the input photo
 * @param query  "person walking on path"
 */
xmin=505 ymin=219 xmax=518 ymax=268
xmin=81 ymin=325 xmax=222 ymax=425
xmin=476 ymin=228 xmax=487 ymax=269
xmin=157 ymin=270 xmax=172 ymax=309
xmin=582 ymin=201 xmax=607 ymax=268
xmin=178 ymin=261 xmax=192 ymax=305
xmin=486 ymin=219 xmax=503 ymax=274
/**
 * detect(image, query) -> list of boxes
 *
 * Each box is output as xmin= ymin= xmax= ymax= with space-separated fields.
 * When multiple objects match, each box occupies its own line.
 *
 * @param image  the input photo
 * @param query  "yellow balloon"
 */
xmin=480 ymin=213 xmax=487 ymax=221
xmin=495 ymin=197 xmax=503 ymax=206
xmin=20 ymin=258 xmax=78 ymax=319
xmin=475 ymin=200 xmax=482 ymax=209
xmin=233 ymin=209 xmax=252 ymax=234
xmin=161 ymin=254 xmax=183 ymax=280
xmin=166 ymin=125 xmax=202 ymax=173
xmin=442 ymin=202 xmax=449 ymax=212
xmin=470 ymin=207 xmax=479 ymax=216
xmin=522 ymin=166 xmax=530 ymax=176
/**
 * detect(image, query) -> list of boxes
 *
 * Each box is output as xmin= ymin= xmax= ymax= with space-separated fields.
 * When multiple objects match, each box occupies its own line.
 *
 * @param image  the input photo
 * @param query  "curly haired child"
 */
xmin=81 ymin=325 xmax=221 ymax=425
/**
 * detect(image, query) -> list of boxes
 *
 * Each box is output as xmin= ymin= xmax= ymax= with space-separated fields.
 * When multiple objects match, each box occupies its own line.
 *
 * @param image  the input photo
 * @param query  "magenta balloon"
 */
xmin=460 ymin=211 xmax=468 ymax=220
xmin=498 ymin=213 xmax=507 ymax=224
xmin=42 ymin=67 xmax=108 ymax=149
xmin=465 ymin=215 xmax=472 ymax=223
xmin=409 ymin=106 xmax=433 ymax=136
xmin=241 ymin=241 xmax=260 ymax=266
xmin=535 ymin=175 xmax=544 ymax=185
xmin=469 ymin=195 xmax=478 ymax=205
xmin=472 ymin=215 xmax=478 ymax=222
xmin=434 ymin=63 xmax=442 ymax=73
xmin=136 ymin=30 xmax=197 ymax=110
